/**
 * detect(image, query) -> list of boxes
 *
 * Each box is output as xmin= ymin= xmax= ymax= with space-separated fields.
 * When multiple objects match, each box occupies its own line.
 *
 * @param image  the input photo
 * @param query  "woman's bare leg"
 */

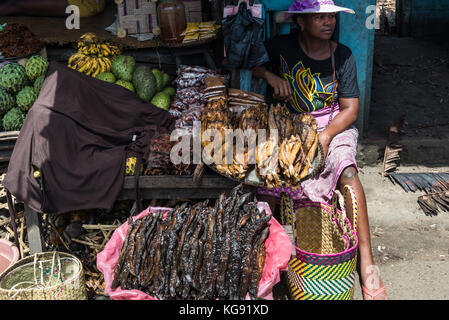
xmin=338 ymin=166 xmax=388 ymax=300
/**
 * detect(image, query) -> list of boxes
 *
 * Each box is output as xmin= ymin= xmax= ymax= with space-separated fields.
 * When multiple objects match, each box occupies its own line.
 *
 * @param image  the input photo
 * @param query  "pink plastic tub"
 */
xmin=0 ymin=239 xmax=20 ymax=275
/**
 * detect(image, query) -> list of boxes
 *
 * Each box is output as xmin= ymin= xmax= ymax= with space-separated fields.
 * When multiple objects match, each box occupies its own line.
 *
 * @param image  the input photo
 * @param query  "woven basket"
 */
xmin=286 ymin=185 xmax=359 ymax=300
xmin=0 ymin=252 xmax=87 ymax=300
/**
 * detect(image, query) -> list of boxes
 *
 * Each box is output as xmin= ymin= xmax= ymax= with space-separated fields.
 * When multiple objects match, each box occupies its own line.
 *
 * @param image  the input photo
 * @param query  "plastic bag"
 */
xmin=97 ymin=202 xmax=292 ymax=300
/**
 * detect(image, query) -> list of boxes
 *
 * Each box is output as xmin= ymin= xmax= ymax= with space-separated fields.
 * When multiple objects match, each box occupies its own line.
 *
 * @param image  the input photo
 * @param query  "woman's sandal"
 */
xmin=362 ymin=285 xmax=388 ymax=300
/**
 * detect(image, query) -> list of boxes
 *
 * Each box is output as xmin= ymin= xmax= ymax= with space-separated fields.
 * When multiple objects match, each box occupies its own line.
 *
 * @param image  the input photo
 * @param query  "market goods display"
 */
xmin=25 ymin=56 xmax=49 ymax=80
xmin=181 ymin=21 xmax=221 ymax=44
xmin=132 ymin=65 xmax=157 ymax=101
xmin=169 ymin=65 xmax=217 ymax=134
xmin=0 ymin=88 xmax=15 ymax=114
xmin=2 ymin=108 xmax=26 ymax=131
xmin=0 ymin=23 xmax=43 ymax=59
xmin=16 ymin=86 xmax=37 ymax=112
xmin=130 ymin=65 xmax=174 ymax=109
xmin=199 ymin=88 xmax=322 ymax=188
xmin=204 ymin=76 xmax=227 ymax=102
xmin=0 ymin=58 xmax=49 ymax=131
xmin=96 ymin=72 xmax=116 ymax=83
xmin=67 ymin=32 xmax=121 ymax=78
xmin=0 ymin=63 xmax=28 ymax=93
xmin=115 ymin=79 xmax=135 ymax=92
xmin=111 ymin=55 xmax=135 ymax=82
xmin=111 ymin=184 xmax=271 ymax=300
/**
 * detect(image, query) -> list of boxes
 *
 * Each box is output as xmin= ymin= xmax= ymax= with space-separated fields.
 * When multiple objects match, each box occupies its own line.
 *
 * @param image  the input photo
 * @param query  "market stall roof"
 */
xmin=0 ymin=1 xmax=217 ymax=50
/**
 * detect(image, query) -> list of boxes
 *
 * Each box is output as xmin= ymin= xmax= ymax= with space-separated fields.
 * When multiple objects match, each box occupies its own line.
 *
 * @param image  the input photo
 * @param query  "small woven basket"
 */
xmin=285 ymin=186 xmax=359 ymax=300
xmin=0 ymin=251 xmax=87 ymax=300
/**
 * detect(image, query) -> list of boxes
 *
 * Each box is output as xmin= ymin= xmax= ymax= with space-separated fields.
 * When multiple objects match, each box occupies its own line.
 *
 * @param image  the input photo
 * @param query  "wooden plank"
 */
xmin=24 ymin=205 xmax=44 ymax=254
xmin=0 ymin=149 xmax=13 ymax=162
xmin=117 ymin=187 xmax=238 ymax=200
xmin=122 ymin=175 xmax=238 ymax=190
xmin=0 ymin=131 xmax=19 ymax=139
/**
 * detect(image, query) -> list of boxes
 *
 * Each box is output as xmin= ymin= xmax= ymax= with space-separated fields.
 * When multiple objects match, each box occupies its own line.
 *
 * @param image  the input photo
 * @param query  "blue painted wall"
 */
xmin=338 ymin=0 xmax=376 ymax=134
xmin=409 ymin=0 xmax=449 ymax=37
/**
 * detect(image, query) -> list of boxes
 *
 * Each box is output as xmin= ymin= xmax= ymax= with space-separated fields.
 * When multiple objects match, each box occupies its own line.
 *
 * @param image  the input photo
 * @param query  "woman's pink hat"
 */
xmin=276 ymin=0 xmax=355 ymax=23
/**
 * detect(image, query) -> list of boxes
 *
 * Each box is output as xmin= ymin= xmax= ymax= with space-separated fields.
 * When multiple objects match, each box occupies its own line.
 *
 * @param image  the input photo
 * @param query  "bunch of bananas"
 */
xmin=67 ymin=32 xmax=121 ymax=78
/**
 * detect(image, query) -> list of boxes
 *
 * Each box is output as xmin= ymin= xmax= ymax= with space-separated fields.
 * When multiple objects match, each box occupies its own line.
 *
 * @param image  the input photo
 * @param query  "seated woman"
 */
xmin=253 ymin=0 xmax=388 ymax=300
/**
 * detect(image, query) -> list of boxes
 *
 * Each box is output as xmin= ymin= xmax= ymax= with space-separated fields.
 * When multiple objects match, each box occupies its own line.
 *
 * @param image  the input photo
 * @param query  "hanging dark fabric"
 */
xmin=222 ymin=2 xmax=269 ymax=69
xmin=2 ymin=61 xmax=174 ymax=215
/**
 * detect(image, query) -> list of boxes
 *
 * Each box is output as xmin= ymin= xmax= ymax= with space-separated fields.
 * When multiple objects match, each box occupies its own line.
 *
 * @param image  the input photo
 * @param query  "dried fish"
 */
xmin=112 ymin=184 xmax=272 ymax=300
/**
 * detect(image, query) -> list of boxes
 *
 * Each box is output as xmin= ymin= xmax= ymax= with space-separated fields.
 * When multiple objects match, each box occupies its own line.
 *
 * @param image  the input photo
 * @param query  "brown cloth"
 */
xmin=2 ymin=61 xmax=173 ymax=215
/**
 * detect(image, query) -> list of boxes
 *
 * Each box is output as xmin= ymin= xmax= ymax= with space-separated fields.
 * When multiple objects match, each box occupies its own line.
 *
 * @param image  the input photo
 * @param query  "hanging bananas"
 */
xmin=69 ymin=32 xmax=120 ymax=77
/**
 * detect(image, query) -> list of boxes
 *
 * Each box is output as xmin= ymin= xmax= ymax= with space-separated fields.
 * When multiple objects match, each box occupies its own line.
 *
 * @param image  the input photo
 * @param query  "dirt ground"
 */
xmin=367 ymin=34 xmax=449 ymax=141
xmin=354 ymin=33 xmax=449 ymax=300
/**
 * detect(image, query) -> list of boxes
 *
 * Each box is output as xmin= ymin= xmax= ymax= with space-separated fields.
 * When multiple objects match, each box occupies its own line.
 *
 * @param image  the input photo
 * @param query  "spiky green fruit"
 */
xmin=96 ymin=72 xmax=116 ymax=83
xmin=0 ymin=63 xmax=28 ymax=93
xmin=2 ymin=107 xmax=25 ymax=131
xmin=25 ymin=55 xmax=49 ymax=80
xmin=0 ymin=88 xmax=15 ymax=115
xmin=152 ymin=69 xmax=163 ymax=92
xmin=151 ymin=92 xmax=170 ymax=110
xmin=132 ymin=66 xmax=157 ymax=102
xmin=111 ymin=56 xmax=136 ymax=81
xmin=162 ymin=73 xmax=171 ymax=88
xmin=162 ymin=87 xmax=175 ymax=97
xmin=115 ymin=80 xmax=135 ymax=92
xmin=16 ymin=86 xmax=38 ymax=112
xmin=33 ymin=75 xmax=45 ymax=94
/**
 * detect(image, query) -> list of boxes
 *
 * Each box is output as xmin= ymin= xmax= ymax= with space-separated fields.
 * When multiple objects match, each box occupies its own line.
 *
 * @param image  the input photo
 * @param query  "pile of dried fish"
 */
xmin=111 ymin=185 xmax=271 ymax=300
xmin=257 ymin=106 xmax=320 ymax=188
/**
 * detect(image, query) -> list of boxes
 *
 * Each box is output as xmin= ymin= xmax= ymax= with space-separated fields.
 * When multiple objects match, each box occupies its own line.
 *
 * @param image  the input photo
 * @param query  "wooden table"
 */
xmin=24 ymin=174 xmax=251 ymax=254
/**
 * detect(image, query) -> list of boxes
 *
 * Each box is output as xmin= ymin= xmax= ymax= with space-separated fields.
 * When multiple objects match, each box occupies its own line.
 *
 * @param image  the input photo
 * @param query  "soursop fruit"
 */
xmin=0 ymin=88 xmax=15 ymax=115
xmin=162 ymin=87 xmax=176 ymax=97
xmin=0 ymin=63 xmax=28 ymax=93
xmin=132 ymin=66 xmax=157 ymax=102
xmin=115 ymin=80 xmax=135 ymax=92
xmin=96 ymin=72 xmax=116 ymax=83
xmin=25 ymin=55 xmax=49 ymax=80
xmin=152 ymin=69 xmax=163 ymax=92
xmin=162 ymin=72 xmax=171 ymax=88
xmin=2 ymin=107 xmax=25 ymax=131
xmin=151 ymin=92 xmax=170 ymax=111
xmin=111 ymin=56 xmax=136 ymax=82
xmin=16 ymin=86 xmax=38 ymax=112
xmin=34 ymin=75 xmax=45 ymax=94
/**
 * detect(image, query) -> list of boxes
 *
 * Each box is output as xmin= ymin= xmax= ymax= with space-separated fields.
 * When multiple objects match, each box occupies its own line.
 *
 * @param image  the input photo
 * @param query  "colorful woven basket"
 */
xmin=286 ymin=185 xmax=358 ymax=300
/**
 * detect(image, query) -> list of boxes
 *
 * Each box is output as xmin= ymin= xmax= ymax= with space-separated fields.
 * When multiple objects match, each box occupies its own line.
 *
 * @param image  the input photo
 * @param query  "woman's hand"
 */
xmin=265 ymin=72 xmax=292 ymax=102
xmin=318 ymin=131 xmax=332 ymax=164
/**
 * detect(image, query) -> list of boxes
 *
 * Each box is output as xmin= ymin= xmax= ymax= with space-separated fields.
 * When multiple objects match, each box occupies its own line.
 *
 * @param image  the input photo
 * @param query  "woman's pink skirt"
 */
xmin=257 ymin=104 xmax=359 ymax=203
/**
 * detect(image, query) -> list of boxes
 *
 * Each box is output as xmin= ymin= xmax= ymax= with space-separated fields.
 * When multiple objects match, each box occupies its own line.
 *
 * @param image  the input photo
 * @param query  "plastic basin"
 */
xmin=0 ymin=239 xmax=19 ymax=275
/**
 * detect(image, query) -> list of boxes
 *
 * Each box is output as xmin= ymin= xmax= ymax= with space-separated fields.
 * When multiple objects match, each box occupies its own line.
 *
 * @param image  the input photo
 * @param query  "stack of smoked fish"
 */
xmin=111 ymin=185 xmax=271 ymax=300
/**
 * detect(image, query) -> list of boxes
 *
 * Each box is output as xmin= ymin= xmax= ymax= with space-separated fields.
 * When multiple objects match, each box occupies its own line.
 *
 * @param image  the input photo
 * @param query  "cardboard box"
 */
xmin=182 ymin=0 xmax=202 ymax=23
